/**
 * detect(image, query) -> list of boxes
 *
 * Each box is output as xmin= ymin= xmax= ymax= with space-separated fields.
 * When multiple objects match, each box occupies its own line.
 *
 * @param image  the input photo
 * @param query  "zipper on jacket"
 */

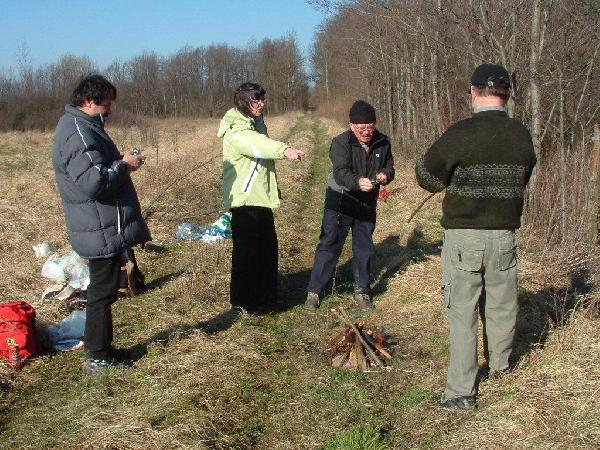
xmin=117 ymin=200 xmax=122 ymax=234
xmin=243 ymin=159 xmax=263 ymax=193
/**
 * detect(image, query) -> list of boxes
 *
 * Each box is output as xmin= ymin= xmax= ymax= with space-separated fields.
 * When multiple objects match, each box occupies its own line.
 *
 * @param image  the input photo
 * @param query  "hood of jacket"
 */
xmin=217 ymin=107 xmax=254 ymax=138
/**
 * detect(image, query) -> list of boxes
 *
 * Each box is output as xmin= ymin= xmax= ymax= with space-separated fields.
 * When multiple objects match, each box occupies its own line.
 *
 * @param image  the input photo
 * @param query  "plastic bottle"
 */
xmin=10 ymin=343 xmax=21 ymax=369
xmin=212 ymin=212 xmax=232 ymax=235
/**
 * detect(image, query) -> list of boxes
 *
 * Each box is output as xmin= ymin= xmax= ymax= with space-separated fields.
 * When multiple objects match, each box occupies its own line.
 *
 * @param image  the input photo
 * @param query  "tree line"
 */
xmin=0 ymin=34 xmax=308 ymax=131
xmin=310 ymin=0 xmax=599 ymax=243
xmin=1 ymin=1 xmax=598 ymax=242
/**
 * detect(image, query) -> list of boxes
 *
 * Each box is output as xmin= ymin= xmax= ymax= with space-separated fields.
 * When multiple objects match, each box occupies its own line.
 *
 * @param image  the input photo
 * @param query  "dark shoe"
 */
xmin=353 ymin=292 xmax=374 ymax=311
xmin=229 ymin=305 xmax=247 ymax=316
xmin=83 ymin=346 xmax=134 ymax=374
xmin=83 ymin=356 xmax=129 ymax=374
xmin=108 ymin=347 xmax=133 ymax=362
xmin=142 ymin=240 xmax=164 ymax=252
xmin=305 ymin=292 xmax=320 ymax=310
xmin=438 ymin=393 xmax=476 ymax=411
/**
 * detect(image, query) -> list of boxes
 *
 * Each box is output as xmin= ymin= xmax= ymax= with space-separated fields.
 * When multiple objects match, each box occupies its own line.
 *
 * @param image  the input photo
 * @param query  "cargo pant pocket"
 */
xmin=497 ymin=233 xmax=517 ymax=271
xmin=450 ymin=243 xmax=484 ymax=273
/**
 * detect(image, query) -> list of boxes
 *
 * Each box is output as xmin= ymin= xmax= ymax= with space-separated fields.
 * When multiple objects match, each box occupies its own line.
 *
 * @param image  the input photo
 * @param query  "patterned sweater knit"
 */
xmin=416 ymin=110 xmax=536 ymax=229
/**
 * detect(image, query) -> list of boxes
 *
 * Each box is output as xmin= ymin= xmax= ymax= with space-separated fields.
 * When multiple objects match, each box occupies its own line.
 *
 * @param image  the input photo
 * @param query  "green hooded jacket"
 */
xmin=217 ymin=107 xmax=288 ymax=209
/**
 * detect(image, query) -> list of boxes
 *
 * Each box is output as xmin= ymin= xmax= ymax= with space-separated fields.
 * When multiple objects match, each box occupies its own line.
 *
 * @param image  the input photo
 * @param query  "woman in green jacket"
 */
xmin=217 ymin=82 xmax=305 ymax=313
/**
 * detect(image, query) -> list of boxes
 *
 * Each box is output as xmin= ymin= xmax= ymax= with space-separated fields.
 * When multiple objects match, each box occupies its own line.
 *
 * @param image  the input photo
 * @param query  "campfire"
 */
xmin=325 ymin=307 xmax=392 ymax=370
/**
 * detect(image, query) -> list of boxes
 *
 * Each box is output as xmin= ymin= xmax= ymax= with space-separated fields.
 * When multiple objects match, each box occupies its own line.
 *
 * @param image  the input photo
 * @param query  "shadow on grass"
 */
xmin=127 ymin=307 xmax=242 ymax=361
xmin=511 ymin=266 xmax=594 ymax=364
xmin=126 ymin=226 xmax=443 ymax=359
xmin=144 ymin=270 xmax=185 ymax=291
xmin=475 ymin=265 xmax=595 ymax=385
xmin=277 ymin=225 xmax=442 ymax=309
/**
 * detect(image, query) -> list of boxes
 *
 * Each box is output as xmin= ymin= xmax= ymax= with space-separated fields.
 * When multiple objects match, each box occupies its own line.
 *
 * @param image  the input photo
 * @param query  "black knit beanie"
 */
xmin=349 ymin=100 xmax=376 ymax=124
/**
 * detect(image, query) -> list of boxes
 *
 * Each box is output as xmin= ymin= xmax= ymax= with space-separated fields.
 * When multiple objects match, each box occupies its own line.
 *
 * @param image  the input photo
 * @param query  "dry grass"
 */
xmin=445 ymin=310 xmax=600 ymax=449
xmin=0 ymin=112 xmax=598 ymax=449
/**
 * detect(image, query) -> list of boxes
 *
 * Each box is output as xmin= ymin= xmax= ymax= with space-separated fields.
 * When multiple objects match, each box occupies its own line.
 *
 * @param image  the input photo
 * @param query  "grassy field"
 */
xmin=0 ymin=113 xmax=598 ymax=449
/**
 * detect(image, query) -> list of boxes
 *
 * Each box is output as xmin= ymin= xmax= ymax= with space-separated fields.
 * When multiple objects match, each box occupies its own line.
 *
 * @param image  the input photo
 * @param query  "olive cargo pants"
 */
xmin=441 ymin=229 xmax=518 ymax=399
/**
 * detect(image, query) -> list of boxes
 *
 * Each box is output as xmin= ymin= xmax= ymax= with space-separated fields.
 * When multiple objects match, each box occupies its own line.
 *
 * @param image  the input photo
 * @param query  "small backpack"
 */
xmin=0 ymin=301 xmax=37 ymax=369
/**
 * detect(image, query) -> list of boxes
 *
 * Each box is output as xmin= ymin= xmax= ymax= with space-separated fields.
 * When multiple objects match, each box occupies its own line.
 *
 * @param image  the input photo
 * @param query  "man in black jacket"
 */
xmin=416 ymin=64 xmax=536 ymax=410
xmin=306 ymin=101 xmax=395 ymax=311
xmin=53 ymin=75 xmax=151 ymax=373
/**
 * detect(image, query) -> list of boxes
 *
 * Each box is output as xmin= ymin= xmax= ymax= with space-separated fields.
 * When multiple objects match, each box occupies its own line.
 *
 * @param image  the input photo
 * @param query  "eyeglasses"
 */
xmin=354 ymin=124 xmax=375 ymax=133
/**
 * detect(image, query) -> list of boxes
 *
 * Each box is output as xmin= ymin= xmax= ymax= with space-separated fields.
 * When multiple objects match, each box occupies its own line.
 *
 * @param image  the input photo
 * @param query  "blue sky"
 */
xmin=0 ymin=0 xmax=329 ymax=71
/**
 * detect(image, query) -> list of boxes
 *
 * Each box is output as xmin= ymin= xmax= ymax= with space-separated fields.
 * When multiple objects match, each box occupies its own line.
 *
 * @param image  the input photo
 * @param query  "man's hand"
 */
xmin=358 ymin=177 xmax=375 ymax=192
xmin=376 ymin=172 xmax=388 ymax=185
xmin=284 ymin=147 xmax=306 ymax=161
xmin=122 ymin=153 xmax=145 ymax=172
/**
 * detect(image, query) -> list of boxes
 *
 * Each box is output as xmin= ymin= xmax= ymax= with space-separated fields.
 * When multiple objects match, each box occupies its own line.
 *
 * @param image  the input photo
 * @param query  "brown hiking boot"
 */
xmin=353 ymin=292 xmax=374 ymax=311
xmin=305 ymin=292 xmax=320 ymax=310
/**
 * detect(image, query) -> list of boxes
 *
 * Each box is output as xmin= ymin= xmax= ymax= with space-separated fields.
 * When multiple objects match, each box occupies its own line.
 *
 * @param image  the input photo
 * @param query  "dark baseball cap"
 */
xmin=470 ymin=64 xmax=511 ymax=89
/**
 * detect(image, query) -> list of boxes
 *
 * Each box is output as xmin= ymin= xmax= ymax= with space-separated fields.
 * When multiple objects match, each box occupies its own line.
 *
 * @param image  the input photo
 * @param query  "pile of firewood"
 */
xmin=325 ymin=307 xmax=392 ymax=370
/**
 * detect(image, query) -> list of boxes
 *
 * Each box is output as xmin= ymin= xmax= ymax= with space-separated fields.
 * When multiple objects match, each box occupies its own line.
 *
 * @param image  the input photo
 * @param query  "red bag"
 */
xmin=0 ymin=301 xmax=37 ymax=369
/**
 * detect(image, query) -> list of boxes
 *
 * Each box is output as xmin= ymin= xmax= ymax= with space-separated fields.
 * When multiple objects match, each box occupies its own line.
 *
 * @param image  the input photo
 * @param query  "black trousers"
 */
xmin=307 ymin=209 xmax=375 ymax=295
xmin=230 ymin=206 xmax=278 ymax=311
xmin=86 ymin=255 xmax=121 ymax=358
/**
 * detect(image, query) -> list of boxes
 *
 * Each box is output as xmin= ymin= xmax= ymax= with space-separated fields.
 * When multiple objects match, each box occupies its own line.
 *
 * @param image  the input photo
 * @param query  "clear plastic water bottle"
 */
xmin=213 ymin=212 xmax=232 ymax=234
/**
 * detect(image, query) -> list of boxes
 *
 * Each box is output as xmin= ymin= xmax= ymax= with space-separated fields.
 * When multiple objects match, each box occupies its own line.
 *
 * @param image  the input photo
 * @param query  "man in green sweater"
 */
xmin=416 ymin=64 xmax=537 ymax=410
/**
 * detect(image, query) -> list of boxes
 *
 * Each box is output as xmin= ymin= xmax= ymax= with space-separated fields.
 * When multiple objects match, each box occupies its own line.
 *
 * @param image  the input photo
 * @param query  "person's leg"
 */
xmin=442 ymin=229 xmax=485 ymax=401
xmin=483 ymin=230 xmax=518 ymax=373
xmin=86 ymin=255 xmax=121 ymax=359
xmin=258 ymin=208 xmax=279 ymax=308
xmin=307 ymin=209 xmax=350 ymax=295
xmin=350 ymin=218 xmax=376 ymax=293
xmin=230 ymin=207 xmax=261 ymax=310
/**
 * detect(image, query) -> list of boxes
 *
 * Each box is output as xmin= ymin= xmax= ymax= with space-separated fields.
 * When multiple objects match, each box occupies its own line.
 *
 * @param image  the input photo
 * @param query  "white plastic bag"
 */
xmin=41 ymin=251 xmax=90 ymax=290
xmin=32 ymin=243 xmax=56 ymax=258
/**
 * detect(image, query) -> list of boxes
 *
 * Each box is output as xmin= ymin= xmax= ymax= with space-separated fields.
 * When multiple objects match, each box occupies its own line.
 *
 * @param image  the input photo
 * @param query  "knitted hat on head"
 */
xmin=349 ymin=100 xmax=376 ymax=124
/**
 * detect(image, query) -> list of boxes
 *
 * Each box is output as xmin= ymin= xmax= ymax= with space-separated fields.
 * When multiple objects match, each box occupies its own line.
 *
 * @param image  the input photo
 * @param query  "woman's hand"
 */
xmin=284 ymin=148 xmax=306 ymax=161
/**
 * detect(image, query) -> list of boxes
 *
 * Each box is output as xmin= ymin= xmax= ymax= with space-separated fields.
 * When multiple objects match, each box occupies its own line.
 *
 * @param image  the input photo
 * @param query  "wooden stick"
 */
xmin=363 ymin=332 xmax=392 ymax=359
xmin=406 ymin=192 xmax=436 ymax=224
xmin=331 ymin=307 xmax=386 ymax=368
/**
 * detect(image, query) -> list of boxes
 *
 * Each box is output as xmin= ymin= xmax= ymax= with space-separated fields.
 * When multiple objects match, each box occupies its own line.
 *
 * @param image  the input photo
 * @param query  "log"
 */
xmin=331 ymin=307 xmax=386 ymax=368
xmin=332 ymin=352 xmax=348 ymax=368
xmin=363 ymin=331 xmax=392 ymax=360
xmin=347 ymin=345 xmax=358 ymax=369
xmin=354 ymin=341 xmax=368 ymax=370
